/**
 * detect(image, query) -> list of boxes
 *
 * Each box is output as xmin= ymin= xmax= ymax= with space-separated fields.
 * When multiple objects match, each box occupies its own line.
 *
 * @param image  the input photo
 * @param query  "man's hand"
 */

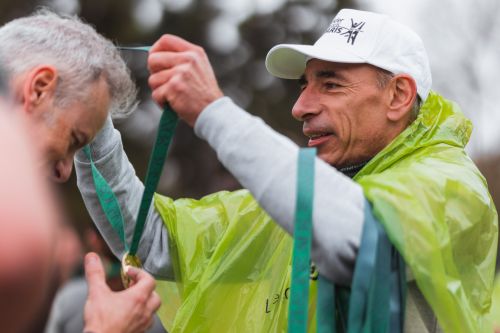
xmin=148 ymin=34 xmax=224 ymax=127
xmin=83 ymin=253 xmax=161 ymax=333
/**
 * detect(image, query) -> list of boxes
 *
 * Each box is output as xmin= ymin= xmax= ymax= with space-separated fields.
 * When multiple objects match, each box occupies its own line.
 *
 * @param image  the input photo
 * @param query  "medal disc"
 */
xmin=120 ymin=253 xmax=142 ymax=288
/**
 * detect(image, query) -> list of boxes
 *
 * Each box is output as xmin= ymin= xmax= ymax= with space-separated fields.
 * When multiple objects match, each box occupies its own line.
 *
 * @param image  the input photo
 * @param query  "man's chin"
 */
xmin=316 ymin=152 xmax=339 ymax=167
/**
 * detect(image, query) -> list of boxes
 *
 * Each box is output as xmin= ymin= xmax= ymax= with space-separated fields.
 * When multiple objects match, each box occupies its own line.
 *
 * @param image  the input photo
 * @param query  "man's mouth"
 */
xmin=306 ymin=132 xmax=334 ymax=147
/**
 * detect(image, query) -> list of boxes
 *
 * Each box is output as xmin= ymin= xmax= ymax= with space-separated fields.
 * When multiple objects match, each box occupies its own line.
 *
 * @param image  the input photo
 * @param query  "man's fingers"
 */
xmin=151 ymin=83 xmax=175 ymax=108
xmin=150 ymin=34 xmax=201 ymax=53
xmin=125 ymin=266 xmax=156 ymax=294
xmin=149 ymin=63 xmax=195 ymax=105
xmin=84 ymin=252 xmax=108 ymax=296
xmin=148 ymin=69 xmax=175 ymax=91
xmin=148 ymin=51 xmax=198 ymax=73
xmin=147 ymin=291 xmax=162 ymax=312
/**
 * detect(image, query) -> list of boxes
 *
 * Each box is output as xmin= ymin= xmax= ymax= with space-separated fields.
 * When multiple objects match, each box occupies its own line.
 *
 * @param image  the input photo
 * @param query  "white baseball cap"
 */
xmin=265 ymin=9 xmax=432 ymax=100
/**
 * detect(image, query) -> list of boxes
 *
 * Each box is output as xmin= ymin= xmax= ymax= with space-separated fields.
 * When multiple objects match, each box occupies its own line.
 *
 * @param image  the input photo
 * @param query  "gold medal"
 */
xmin=120 ymin=252 xmax=142 ymax=288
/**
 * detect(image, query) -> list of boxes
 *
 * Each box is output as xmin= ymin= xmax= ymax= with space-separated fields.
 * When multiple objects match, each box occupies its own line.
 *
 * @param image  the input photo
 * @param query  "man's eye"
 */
xmin=324 ymin=82 xmax=339 ymax=89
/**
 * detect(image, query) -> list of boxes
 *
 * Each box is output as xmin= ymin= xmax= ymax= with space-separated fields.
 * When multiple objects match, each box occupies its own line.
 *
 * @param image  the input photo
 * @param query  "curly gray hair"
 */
xmin=0 ymin=8 xmax=137 ymax=117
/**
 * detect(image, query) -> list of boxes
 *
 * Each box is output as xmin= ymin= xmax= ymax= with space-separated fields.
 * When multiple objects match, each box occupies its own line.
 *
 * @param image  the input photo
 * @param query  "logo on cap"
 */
xmin=325 ymin=18 xmax=366 ymax=45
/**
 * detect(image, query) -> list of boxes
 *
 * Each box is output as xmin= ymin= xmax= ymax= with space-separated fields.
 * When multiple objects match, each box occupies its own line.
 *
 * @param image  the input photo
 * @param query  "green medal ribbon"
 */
xmin=129 ymin=104 xmax=178 ymax=255
xmin=317 ymin=275 xmax=336 ymax=332
xmin=288 ymin=148 xmax=336 ymax=333
xmin=288 ymin=148 xmax=405 ymax=333
xmin=118 ymin=46 xmax=152 ymax=52
xmin=288 ymin=148 xmax=316 ymax=332
xmin=84 ymin=46 xmax=178 ymax=286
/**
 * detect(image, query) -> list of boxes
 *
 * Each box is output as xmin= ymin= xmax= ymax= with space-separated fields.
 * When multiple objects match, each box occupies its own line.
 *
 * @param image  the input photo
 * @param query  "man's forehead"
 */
xmin=303 ymin=60 xmax=377 ymax=79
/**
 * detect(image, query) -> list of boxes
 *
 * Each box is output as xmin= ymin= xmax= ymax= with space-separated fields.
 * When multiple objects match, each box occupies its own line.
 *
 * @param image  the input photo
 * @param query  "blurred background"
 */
xmin=0 ymin=0 xmax=499 ymax=259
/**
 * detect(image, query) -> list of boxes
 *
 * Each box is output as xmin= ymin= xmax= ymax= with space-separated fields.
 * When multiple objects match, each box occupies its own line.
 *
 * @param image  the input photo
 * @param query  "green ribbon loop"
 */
xmin=118 ymin=46 xmax=151 ymax=52
xmin=348 ymin=202 xmax=406 ymax=333
xmin=317 ymin=275 xmax=336 ymax=333
xmin=288 ymin=148 xmax=316 ymax=333
xmin=83 ymin=145 xmax=128 ymax=251
xmin=85 ymin=104 xmax=177 ymax=256
xmin=130 ymin=104 xmax=178 ymax=255
xmin=86 ymin=44 xmax=178 ymax=256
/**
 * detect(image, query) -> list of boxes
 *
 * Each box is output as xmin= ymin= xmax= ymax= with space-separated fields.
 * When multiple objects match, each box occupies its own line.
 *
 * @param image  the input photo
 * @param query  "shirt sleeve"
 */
xmin=194 ymin=97 xmax=365 ymax=285
xmin=74 ymin=117 xmax=174 ymax=279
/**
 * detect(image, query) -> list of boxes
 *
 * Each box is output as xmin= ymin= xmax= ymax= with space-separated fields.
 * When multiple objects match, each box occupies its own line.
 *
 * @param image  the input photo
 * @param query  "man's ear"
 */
xmin=386 ymin=74 xmax=417 ymax=122
xmin=22 ymin=66 xmax=58 ymax=113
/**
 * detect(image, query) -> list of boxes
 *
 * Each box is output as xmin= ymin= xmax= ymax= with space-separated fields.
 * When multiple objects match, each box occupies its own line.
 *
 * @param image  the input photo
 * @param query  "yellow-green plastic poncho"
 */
xmin=153 ymin=92 xmax=497 ymax=333
xmin=489 ymin=275 xmax=500 ymax=331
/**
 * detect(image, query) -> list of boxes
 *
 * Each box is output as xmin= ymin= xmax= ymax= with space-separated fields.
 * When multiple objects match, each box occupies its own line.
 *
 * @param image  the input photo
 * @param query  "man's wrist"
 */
xmin=193 ymin=96 xmax=233 ymax=135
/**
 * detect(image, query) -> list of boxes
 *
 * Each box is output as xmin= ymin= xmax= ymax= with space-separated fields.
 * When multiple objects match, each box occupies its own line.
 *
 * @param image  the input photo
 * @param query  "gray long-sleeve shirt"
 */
xmin=75 ymin=97 xmax=365 ymax=285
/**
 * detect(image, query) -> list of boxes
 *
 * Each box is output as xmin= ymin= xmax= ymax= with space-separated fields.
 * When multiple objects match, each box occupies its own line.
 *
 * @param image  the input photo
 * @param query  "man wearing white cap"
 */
xmin=77 ymin=8 xmax=497 ymax=333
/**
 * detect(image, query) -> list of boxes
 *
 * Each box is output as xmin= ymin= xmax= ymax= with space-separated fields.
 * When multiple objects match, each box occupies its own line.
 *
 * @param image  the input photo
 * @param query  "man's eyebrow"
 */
xmin=315 ymin=70 xmax=347 ymax=81
xmin=298 ymin=70 xmax=348 ymax=86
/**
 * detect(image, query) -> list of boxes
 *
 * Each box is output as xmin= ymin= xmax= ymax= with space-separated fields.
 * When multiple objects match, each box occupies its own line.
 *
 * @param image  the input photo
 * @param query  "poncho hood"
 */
xmin=355 ymin=92 xmax=498 ymax=333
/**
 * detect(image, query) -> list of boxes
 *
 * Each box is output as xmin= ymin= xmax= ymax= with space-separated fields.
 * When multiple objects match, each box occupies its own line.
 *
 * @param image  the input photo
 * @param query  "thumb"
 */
xmin=84 ymin=252 xmax=109 ymax=296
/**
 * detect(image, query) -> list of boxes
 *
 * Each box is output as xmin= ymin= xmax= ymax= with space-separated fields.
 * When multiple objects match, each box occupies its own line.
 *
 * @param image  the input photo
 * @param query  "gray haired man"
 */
xmin=0 ymin=9 xmax=136 ymax=182
xmin=0 ymin=10 xmax=161 ymax=333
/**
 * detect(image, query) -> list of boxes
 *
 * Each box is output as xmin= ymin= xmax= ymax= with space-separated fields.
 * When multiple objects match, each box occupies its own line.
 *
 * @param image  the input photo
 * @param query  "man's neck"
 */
xmin=338 ymin=160 xmax=370 ymax=179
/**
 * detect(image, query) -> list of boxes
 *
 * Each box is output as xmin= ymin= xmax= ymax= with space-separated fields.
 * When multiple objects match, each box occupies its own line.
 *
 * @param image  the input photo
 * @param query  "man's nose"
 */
xmin=52 ymin=157 xmax=74 ymax=183
xmin=291 ymin=88 xmax=321 ymax=121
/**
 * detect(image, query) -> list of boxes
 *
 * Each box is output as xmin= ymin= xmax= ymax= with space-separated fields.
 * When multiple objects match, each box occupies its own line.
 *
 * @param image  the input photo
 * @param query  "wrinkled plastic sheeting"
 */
xmin=355 ymin=92 xmax=498 ymax=333
xmin=154 ymin=190 xmax=318 ymax=332
xmin=489 ymin=275 xmax=500 ymax=330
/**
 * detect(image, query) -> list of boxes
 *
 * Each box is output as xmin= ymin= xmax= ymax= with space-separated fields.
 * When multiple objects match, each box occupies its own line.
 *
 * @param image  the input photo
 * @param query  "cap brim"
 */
xmin=265 ymin=44 xmax=365 ymax=79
